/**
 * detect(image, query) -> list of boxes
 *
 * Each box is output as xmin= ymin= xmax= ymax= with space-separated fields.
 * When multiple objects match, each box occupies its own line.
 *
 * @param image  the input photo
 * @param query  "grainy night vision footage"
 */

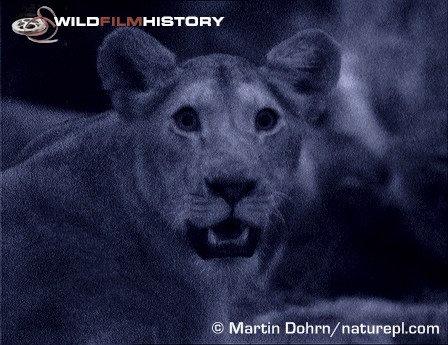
xmin=1 ymin=1 xmax=447 ymax=344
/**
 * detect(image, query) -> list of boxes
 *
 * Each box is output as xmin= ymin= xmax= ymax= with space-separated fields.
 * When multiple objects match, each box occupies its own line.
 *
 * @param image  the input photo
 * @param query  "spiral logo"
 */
xmin=212 ymin=322 xmax=224 ymax=334
xmin=12 ymin=6 xmax=58 ymax=43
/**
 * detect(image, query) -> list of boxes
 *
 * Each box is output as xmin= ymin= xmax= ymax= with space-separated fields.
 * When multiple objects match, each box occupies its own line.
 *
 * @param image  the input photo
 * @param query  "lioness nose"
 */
xmin=206 ymin=179 xmax=257 ymax=206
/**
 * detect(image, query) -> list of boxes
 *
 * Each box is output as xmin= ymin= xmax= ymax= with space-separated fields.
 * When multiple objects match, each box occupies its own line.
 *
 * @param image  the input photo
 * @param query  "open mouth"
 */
xmin=187 ymin=219 xmax=261 ymax=260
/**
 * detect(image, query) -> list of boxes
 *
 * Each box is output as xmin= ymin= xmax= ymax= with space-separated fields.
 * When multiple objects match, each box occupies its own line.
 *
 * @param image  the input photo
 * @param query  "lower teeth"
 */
xmin=207 ymin=227 xmax=250 ymax=247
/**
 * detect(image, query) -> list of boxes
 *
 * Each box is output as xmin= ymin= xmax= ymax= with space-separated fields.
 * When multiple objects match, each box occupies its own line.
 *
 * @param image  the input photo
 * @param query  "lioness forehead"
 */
xmin=180 ymin=54 xmax=261 ymax=84
xmin=175 ymin=54 xmax=279 ymax=109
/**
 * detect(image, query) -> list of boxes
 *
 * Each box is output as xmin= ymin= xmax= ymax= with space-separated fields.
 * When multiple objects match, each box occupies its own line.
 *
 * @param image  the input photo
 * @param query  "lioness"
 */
xmin=2 ymin=27 xmax=343 ymax=344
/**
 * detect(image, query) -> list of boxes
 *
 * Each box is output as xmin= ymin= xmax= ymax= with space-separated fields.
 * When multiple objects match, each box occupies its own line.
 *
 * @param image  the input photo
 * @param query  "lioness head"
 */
xmin=97 ymin=28 xmax=340 ymax=265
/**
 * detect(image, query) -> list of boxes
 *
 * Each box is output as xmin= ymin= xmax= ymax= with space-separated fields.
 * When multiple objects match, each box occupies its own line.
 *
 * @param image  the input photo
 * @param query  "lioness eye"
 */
xmin=255 ymin=108 xmax=278 ymax=132
xmin=173 ymin=107 xmax=201 ymax=132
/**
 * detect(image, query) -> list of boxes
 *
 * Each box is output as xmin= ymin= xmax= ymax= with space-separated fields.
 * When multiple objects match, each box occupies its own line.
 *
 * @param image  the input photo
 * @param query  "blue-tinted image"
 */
xmin=1 ymin=1 xmax=447 ymax=343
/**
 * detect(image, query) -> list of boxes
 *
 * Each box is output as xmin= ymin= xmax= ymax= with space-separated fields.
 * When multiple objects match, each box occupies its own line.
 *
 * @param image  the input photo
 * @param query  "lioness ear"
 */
xmin=97 ymin=28 xmax=176 ymax=114
xmin=265 ymin=29 xmax=341 ymax=92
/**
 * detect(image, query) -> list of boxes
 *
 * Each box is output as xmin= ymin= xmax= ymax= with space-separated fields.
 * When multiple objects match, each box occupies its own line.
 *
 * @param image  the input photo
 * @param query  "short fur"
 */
xmin=2 ymin=28 xmax=342 ymax=344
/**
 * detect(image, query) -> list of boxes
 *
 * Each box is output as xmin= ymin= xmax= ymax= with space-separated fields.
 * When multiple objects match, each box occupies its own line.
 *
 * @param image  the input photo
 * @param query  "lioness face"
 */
xmin=140 ymin=57 xmax=304 ymax=261
xmin=97 ymin=28 xmax=341 ymax=264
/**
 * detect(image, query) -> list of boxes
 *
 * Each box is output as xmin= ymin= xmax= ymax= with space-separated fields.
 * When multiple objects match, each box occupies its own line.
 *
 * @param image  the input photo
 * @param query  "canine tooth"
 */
xmin=241 ymin=227 xmax=250 ymax=242
xmin=207 ymin=229 xmax=218 ymax=246
xmin=235 ymin=227 xmax=250 ymax=246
